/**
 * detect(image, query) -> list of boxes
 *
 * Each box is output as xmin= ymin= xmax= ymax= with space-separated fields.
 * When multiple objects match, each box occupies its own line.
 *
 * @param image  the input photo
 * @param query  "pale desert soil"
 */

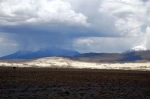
xmin=0 ymin=57 xmax=150 ymax=70
xmin=0 ymin=67 xmax=150 ymax=99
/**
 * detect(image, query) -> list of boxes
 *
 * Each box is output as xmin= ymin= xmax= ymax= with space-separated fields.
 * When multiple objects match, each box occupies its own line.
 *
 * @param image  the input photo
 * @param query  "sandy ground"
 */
xmin=0 ymin=67 xmax=150 ymax=99
xmin=0 ymin=57 xmax=150 ymax=71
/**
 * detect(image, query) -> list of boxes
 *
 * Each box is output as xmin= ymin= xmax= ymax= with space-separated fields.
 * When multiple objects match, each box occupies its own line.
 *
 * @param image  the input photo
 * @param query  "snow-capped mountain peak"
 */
xmin=123 ymin=45 xmax=148 ymax=53
xmin=131 ymin=45 xmax=148 ymax=51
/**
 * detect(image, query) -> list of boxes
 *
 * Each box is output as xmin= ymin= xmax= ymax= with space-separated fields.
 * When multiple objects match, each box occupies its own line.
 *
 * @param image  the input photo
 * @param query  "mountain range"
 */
xmin=73 ymin=46 xmax=150 ymax=62
xmin=1 ymin=46 xmax=150 ymax=62
xmin=0 ymin=47 xmax=79 ymax=59
xmin=73 ymin=51 xmax=150 ymax=63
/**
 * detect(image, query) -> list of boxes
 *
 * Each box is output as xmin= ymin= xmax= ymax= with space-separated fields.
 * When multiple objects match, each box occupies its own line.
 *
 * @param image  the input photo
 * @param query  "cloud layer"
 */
xmin=0 ymin=0 xmax=89 ymax=26
xmin=0 ymin=0 xmax=150 ymax=56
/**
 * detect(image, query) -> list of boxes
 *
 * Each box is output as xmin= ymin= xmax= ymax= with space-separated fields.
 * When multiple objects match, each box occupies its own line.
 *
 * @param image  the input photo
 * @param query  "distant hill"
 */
xmin=0 ymin=47 xmax=80 ymax=59
xmin=73 ymin=51 xmax=150 ymax=63
xmin=1 ymin=47 xmax=150 ymax=62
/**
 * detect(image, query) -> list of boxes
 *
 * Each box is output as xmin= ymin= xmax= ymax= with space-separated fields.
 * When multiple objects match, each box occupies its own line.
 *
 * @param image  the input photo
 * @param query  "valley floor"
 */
xmin=0 ymin=67 xmax=150 ymax=99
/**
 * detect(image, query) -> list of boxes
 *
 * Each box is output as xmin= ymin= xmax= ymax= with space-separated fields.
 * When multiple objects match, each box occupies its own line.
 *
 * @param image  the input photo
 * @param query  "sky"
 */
xmin=0 ymin=0 xmax=150 ymax=56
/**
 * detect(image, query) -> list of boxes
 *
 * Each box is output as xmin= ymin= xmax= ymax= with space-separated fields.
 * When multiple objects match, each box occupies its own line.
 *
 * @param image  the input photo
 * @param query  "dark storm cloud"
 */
xmin=0 ymin=23 xmax=104 ymax=51
xmin=0 ymin=0 xmax=150 ymax=56
xmin=0 ymin=0 xmax=91 ymax=51
xmin=142 ymin=0 xmax=148 ymax=2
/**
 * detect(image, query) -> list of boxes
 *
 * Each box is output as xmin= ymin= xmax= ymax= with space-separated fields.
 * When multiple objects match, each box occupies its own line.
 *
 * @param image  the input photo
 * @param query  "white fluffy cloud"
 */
xmin=0 ymin=0 xmax=89 ymax=27
xmin=99 ymin=0 xmax=150 ymax=36
xmin=71 ymin=0 xmax=150 ymax=53
xmin=73 ymin=37 xmax=145 ymax=53
xmin=144 ymin=26 xmax=150 ymax=48
xmin=0 ymin=0 xmax=150 ymax=56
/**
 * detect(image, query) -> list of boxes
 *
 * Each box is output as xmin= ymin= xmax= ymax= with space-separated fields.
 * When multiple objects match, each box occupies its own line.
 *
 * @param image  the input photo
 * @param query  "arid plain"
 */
xmin=0 ymin=57 xmax=150 ymax=99
xmin=0 ymin=67 xmax=150 ymax=98
xmin=0 ymin=57 xmax=150 ymax=98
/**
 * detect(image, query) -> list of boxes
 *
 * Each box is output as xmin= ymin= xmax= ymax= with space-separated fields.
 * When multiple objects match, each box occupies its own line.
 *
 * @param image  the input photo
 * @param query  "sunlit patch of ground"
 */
xmin=0 ymin=57 xmax=150 ymax=71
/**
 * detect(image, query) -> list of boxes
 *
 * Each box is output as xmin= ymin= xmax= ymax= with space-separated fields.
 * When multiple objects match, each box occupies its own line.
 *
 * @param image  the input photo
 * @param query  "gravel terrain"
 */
xmin=0 ymin=67 xmax=150 ymax=99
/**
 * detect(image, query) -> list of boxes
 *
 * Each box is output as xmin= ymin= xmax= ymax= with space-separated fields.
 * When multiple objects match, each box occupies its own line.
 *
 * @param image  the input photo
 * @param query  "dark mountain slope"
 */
xmin=0 ymin=50 xmax=33 ymax=59
xmin=0 ymin=47 xmax=80 ymax=59
xmin=73 ymin=51 xmax=150 ymax=62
